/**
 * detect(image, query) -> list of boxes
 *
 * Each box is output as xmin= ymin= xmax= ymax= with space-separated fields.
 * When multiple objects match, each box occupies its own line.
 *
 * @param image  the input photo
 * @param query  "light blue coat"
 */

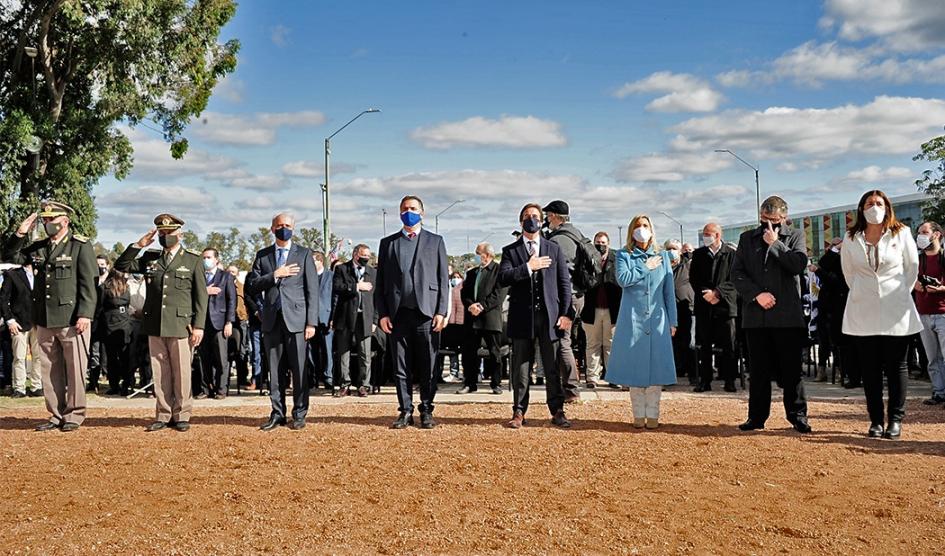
xmin=606 ymin=246 xmax=678 ymax=387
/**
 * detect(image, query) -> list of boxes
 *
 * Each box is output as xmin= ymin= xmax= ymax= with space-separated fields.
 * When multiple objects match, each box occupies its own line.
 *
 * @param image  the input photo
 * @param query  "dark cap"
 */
xmin=154 ymin=213 xmax=185 ymax=231
xmin=542 ymin=200 xmax=569 ymax=216
xmin=38 ymin=200 xmax=75 ymax=218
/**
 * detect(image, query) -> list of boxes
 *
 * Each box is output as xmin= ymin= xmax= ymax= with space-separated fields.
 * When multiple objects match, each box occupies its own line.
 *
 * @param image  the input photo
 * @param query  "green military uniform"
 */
xmin=113 ymin=214 xmax=208 ymax=427
xmin=3 ymin=201 xmax=97 ymax=429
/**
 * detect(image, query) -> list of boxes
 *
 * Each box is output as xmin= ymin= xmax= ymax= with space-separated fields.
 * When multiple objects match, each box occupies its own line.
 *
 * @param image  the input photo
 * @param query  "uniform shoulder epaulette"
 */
xmin=185 ymin=248 xmax=202 ymax=257
xmin=72 ymin=234 xmax=89 ymax=243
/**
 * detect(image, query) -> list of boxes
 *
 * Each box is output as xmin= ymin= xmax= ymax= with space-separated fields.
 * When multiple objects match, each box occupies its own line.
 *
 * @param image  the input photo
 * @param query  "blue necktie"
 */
xmin=274 ymin=247 xmax=287 ymax=309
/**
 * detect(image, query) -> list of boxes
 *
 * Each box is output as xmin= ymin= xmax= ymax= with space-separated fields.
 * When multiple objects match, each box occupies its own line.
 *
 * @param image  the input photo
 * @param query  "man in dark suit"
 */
xmin=580 ymin=232 xmax=621 ymax=389
xmin=197 ymin=248 xmax=236 ymax=399
xmin=665 ymin=239 xmax=697 ymax=385
xmin=458 ymin=242 xmax=508 ymax=395
xmin=690 ymin=223 xmax=739 ymax=393
xmin=308 ymin=252 xmax=335 ymax=392
xmin=375 ymin=195 xmax=449 ymax=429
xmin=732 ymin=196 xmax=811 ymax=434
xmin=246 ymin=213 xmax=319 ymax=431
xmin=1 ymin=261 xmax=42 ymax=397
xmin=333 ymin=243 xmax=377 ymax=397
xmin=498 ymin=203 xmax=573 ymax=429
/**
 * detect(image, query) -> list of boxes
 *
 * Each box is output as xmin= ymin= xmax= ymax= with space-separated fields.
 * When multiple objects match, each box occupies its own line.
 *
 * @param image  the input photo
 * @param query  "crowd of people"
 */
xmin=1 ymin=190 xmax=941 ymax=438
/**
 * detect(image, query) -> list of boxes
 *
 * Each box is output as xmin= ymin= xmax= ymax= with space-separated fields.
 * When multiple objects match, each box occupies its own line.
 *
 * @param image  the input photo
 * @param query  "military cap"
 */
xmin=542 ymin=200 xmax=569 ymax=216
xmin=38 ymin=200 xmax=75 ymax=218
xmin=154 ymin=213 xmax=185 ymax=231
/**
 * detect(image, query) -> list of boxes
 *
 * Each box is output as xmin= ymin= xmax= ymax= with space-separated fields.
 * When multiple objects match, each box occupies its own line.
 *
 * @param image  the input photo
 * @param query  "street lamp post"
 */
xmin=434 ymin=199 xmax=464 ymax=234
xmin=324 ymin=108 xmax=380 ymax=256
xmin=382 ymin=208 xmax=388 ymax=236
xmin=659 ymin=211 xmax=684 ymax=244
xmin=617 ymin=225 xmax=624 ymax=245
xmin=715 ymin=149 xmax=760 ymax=220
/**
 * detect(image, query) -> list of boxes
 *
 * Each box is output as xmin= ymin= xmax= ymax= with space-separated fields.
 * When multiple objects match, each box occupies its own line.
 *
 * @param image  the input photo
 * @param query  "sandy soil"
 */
xmin=1 ymin=398 xmax=943 ymax=555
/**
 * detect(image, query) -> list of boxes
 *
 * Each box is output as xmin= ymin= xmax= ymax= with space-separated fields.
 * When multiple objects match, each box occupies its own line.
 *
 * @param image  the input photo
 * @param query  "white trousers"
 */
xmin=582 ymin=308 xmax=614 ymax=382
xmin=11 ymin=329 xmax=41 ymax=393
xmin=629 ymin=386 xmax=662 ymax=419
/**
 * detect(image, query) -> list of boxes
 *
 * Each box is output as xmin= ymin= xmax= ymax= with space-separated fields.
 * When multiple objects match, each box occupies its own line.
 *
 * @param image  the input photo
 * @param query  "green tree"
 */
xmin=915 ymin=130 xmax=945 ymax=224
xmin=0 ymin=0 xmax=239 ymax=237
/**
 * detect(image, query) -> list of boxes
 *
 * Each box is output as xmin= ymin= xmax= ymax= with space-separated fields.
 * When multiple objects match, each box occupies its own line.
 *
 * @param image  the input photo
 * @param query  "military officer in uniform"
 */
xmin=114 ymin=214 xmax=208 ymax=432
xmin=4 ymin=201 xmax=97 ymax=432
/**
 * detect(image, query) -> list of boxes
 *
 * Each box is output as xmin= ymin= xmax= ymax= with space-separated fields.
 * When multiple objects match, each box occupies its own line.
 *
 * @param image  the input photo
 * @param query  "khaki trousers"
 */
xmin=149 ymin=336 xmax=194 ymax=423
xmin=11 ymin=329 xmax=41 ymax=393
xmin=582 ymin=308 xmax=614 ymax=383
xmin=35 ymin=325 xmax=90 ymax=426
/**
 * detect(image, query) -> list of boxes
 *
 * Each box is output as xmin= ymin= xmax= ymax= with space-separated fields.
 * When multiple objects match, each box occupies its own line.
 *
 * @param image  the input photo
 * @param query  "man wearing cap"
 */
xmin=4 ymin=201 xmax=97 ymax=432
xmin=114 ymin=214 xmax=208 ymax=432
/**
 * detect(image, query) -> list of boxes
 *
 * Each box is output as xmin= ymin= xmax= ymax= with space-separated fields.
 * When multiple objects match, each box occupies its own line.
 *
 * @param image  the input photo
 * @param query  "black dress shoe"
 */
xmin=145 ymin=421 xmax=167 ymax=432
xmin=842 ymin=380 xmax=861 ymax=389
xmin=27 ymin=389 xmax=43 ymax=398
xmin=491 ymin=386 xmax=503 ymax=395
xmin=11 ymin=391 xmax=26 ymax=398
xmin=259 ymin=417 xmax=286 ymax=431
xmin=290 ymin=419 xmax=306 ymax=430
xmin=883 ymin=421 xmax=901 ymax=439
xmin=791 ymin=418 xmax=812 ymax=434
xmin=419 ymin=413 xmax=436 ymax=429
xmin=371 ymin=386 xmax=381 ymax=394
xmin=723 ymin=381 xmax=737 ymax=393
xmin=35 ymin=421 xmax=58 ymax=431
xmin=868 ymin=423 xmax=884 ymax=438
xmin=738 ymin=419 xmax=765 ymax=431
xmin=391 ymin=412 xmax=414 ymax=429
xmin=551 ymin=410 xmax=572 ymax=428
xmin=693 ymin=383 xmax=711 ymax=393
xmin=174 ymin=421 xmax=190 ymax=432
xmin=60 ymin=422 xmax=79 ymax=432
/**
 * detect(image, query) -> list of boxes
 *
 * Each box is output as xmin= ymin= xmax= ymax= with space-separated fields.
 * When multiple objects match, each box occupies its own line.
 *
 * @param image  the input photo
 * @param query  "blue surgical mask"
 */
xmin=450 ymin=277 xmax=461 ymax=287
xmin=274 ymin=227 xmax=293 ymax=241
xmin=401 ymin=211 xmax=422 ymax=227
xmin=203 ymin=259 xmax=215 ymax=270
xmin=473 ymin=255 xmax=482 ymax=266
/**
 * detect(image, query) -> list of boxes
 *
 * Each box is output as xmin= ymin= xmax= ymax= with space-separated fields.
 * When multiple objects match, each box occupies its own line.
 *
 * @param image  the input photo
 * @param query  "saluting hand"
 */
xmin=16 ymin=213 xmax=38 ymax=236
xmin=136 ymin=228 xmax=157 ymax=248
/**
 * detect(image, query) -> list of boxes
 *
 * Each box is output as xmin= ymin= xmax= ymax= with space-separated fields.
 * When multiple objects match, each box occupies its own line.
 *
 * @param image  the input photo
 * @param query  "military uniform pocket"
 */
xmin=175 ymin=272 xmax=190 ymax=289
xmin=177 ymin=307 xmax=192 ymax=318
xmin=54 ymin=262 xmax=72 ymax=279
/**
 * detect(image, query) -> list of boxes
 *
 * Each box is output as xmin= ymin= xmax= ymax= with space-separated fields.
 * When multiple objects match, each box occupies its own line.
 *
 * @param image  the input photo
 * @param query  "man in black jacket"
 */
xmin=458 ymin=242 xmax=508 ymax=394
xmin=732 ymin=196 xmax=811 ymax=434
xmin=0 ymin=262 xmax=41 ymax=397
xmin=665 ymin=239 xmax=697 ymax=386
xmin=814 ymin=238 xmax=857 ymax=387
xmin=197 ymin=248 xmax=236 ymax=399
xmin=690 ymin=223 xmax=739 ymax=393
xmin=333 ymin=244 xmax=377 ymax=397
xmin=580 ymin=232 xmax=620 ymax=388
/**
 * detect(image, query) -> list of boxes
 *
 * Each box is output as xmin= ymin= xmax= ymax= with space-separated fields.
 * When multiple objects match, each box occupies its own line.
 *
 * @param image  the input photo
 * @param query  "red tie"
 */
xmin=408 ymin=232 xmax=416 ymax=239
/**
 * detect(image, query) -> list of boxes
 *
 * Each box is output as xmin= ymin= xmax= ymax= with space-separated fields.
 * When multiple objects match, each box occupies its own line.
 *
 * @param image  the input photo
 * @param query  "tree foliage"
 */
xmin=914 ymin=129 xmax=945 ymax=224
xmin=0 ymin=0 xmax=239 ymax=238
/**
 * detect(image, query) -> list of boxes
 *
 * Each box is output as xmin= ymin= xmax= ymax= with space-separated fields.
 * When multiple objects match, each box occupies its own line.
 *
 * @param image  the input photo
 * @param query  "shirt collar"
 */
xmin=164 ymin=244 xmax=182 ymax=259
xmin=708 ymin=243 xmax=721 ymax=256
xmin=274 ymin=241 xmax=292 ymax=252
xmin=521 ymin=235 xmax=540 ymax=249
xmin=402 ymin=226 xmax=422 ymax=238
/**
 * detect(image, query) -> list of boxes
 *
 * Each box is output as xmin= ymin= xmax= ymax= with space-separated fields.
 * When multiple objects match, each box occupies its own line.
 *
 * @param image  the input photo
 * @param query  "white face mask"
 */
xmin=632 ymin=226 xmax=652 ymax=244
xmin=863 ymin=205 xmax=885 ymax=225
xmin=702 ymin=235 xmax=715 ymax=248
xmin=917 ymin=234 xmax=932 ymax=250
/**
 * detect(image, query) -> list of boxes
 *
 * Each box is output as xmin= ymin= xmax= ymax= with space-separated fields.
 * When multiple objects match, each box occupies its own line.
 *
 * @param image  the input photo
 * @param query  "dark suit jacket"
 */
xmin=246 ymin=243 xmax=319 ymax=334
xmin=333 ymin=261 xmax=377 ymax=338
xmin=580 ymin=249 xmax=622 ymax=324
xmin=690 ymin=243 xmax=738 ymax=320
xmin=317 ymin=269 xmax=334 ymax=326
xmin=732 ymin=225 xmax=808 ymax=329
xmin=498 ymin=237 xmax=572 ymax=341
xmin=205 ymin=268 xmax=236 ymax=330
xmin=815 ymin=248 xmax=848 ymax=316
xmin=374 ymin=228 xmax=449 ymax=320
xmin=0 ymin=267 xmax=34 ymax=330
xmin=461 ymin=261 xmax=508 ymax=332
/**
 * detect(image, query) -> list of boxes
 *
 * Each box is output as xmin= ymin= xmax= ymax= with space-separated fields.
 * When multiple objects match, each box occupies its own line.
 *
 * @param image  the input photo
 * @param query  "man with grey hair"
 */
xmin=459 ymin=242 xmax=508 ymax=394
xmin=691 ymin=222 xmax=739 ymax=393
xmin=732 ymin=196 xmax=811 ymax=434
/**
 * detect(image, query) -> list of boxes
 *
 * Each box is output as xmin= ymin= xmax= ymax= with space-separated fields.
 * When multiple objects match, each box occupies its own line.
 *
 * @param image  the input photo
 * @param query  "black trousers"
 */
xmin=264 ymin=315 xmax=310 ymax=421
xmin=511 ymin=309 xmax=564 ymax=417
xmin=744 ymin=327 xmax=808 ymax=423
xmin=104 ymin=327 xmax=133 ymax=392
xmin=672 ymin=300 xmax=697 ymax=380
xmin=851 ymin=335 xmax=909 ymax=425
xmin=391 ymin=307 xmax=437 ymax=414
xmin=462 ymin=328 xmax=502 ymax=389
xmin=199 ymin=325 xmax=229 ymax=395
xmin=696 ymin=314 xmax=737 ymax=385
xmin=335 ymin=316 xmax=373 ymax=388
xmin=824 ymin=310 xmax=856 ymax=383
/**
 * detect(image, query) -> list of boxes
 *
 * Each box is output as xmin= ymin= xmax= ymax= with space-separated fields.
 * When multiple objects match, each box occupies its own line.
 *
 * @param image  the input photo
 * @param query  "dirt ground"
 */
xmin=1 ymin=397 xmax=943 ymax=555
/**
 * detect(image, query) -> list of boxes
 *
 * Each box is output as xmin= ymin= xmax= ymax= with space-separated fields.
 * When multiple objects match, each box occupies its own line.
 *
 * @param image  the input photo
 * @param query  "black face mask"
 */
xmin=44 ymin=222 xmax=62 ymax=237
xmin=98 ymin=266 xmax=108 ymax=276
xmin=595 ymin=244 xmax=607 ymax=255
xmin=159 ymin=234 xmax=179 ymax=248
xmin=522 ymin=217 xmax=542 ymax=234
xmin=357 ymin=257 xmax=369 ymax=267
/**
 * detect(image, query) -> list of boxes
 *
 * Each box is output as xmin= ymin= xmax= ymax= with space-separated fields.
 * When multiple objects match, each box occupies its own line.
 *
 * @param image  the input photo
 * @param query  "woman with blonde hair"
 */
xmin=841 ymin=189 xmax=921 ymax=439
xmin=606 ymin=214 xmax=677 ymax=428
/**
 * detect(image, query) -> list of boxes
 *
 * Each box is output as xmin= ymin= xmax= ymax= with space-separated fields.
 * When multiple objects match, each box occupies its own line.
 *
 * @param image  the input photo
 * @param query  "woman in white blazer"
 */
xmin=841 ymin=190 xmax=922 ymax=439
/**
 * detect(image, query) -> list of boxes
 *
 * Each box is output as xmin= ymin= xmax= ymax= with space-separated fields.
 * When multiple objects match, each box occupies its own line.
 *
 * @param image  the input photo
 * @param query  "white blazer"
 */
xmin=840 ymin=226 xmax=922 ymax=337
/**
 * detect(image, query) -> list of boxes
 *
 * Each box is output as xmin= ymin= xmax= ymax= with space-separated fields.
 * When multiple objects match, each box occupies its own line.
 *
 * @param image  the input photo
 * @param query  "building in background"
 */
xmin=722 ymin=192 xmax=929 ymax=261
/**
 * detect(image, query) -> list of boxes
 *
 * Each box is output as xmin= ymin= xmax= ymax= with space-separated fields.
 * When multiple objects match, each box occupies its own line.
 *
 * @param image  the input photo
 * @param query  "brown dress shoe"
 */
xmin=507 ymin=411 xmax=525 ymax=429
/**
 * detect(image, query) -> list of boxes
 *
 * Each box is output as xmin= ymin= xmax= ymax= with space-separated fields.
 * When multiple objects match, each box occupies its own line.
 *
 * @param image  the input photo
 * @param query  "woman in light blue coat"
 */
xmin=607 ymin=214 xmax=678 ymax=429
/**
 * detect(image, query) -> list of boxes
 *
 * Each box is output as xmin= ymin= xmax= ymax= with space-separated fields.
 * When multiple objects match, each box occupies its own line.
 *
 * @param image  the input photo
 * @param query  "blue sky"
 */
xmin=95 ymin=0 xmax=945 ymax=253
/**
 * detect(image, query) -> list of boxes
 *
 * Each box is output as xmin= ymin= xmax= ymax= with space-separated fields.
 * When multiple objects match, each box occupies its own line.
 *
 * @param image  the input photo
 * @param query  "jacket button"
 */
xmin=46 ymin=295 xmax=50 ymax=299
xmin=162 ymin=305 xmax=166 ymax=308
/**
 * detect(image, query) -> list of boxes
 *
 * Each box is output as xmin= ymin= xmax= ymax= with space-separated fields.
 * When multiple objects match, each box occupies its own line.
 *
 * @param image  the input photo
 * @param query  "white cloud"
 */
xmin=215 ymin=76 xmax=245 ymax=103
xmin=98 ymin=185 xmax=215 ymax=208
xmin=222 ymin=173 xmax=288 ymax=191
xmin=777 ymin=162 xmax=799 ymax=173
xmin=612 ymin=152 xmax=732 ymax=183
xmin=668 ymin=96 xmax=945 ymax=160
xmin=125 ymin=128 xmax=240 ymax=180
xmin=191 ymin=111 xmax=326 ymax=146
xmin=845 ymin=165 xmax=913 ymax=182
xmin=768 ymin=41 xmax=945 ymax=86
xmin=614 ymin=72 xmax=724 ymax=112
xmin=410 ymin=115 xmax=567 ymax=149
xmin=821 ymin=0 xmax=945 ymax=52
xmin=271 ymin=25 xmax=290 ymax=47
xmin=281 ymin=160 xmax=359 ymax=178
xmin=715 ymin=70 xmax=760 ymax=88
